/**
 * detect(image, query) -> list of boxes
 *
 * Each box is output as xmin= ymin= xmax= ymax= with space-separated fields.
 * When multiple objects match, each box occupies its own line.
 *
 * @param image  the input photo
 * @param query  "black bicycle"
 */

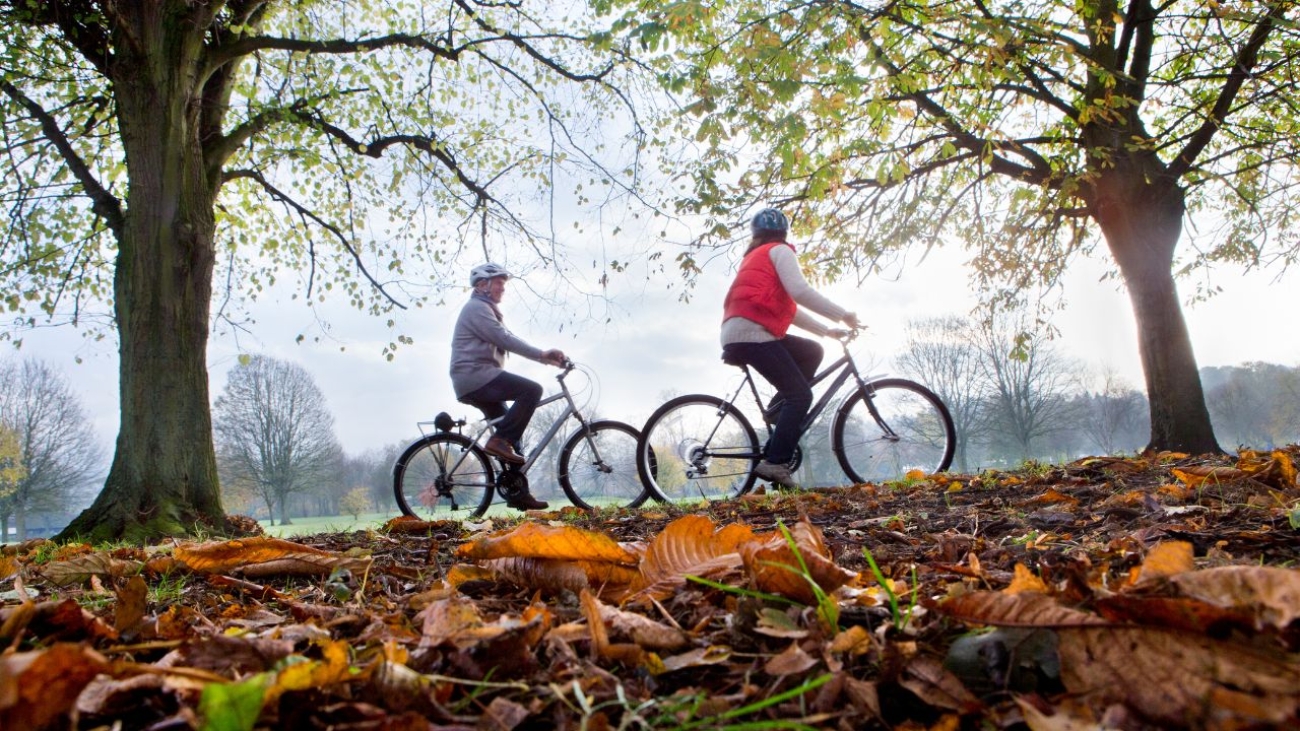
xmin=393 ymin=361 xmax=653 ymax=518
xmin=635 ymin=329 xmax=956 ymax=502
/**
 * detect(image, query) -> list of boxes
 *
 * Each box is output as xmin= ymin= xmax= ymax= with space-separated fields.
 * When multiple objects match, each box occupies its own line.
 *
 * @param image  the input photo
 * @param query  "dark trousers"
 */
xmin=460 ymin=371 xmax=544 ymax=446
xmin=722 ymin=335 xmax=823 ymax=464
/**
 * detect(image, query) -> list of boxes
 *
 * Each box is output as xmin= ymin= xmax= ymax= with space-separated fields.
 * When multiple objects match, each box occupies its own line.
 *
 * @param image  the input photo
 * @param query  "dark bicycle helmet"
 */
xmin=750 ymin=207 xmax=789 ymax=236
xmin=469 ymin=262 xmax=511 ymax=285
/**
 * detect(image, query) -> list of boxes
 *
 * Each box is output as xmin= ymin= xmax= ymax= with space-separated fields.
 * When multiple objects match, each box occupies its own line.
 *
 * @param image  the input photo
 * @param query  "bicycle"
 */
xmin=393 ymin=361 xmax=654 ymax=519
xmin=635 ymin=329 xmax=956 ymax=502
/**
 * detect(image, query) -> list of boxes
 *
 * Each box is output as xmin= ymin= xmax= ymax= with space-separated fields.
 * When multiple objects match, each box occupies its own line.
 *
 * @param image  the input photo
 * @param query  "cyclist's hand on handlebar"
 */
xmin=826 ymin=327 xmax=852 ymax=340
xmin=540 ymin=349 xmax=568 ymax=367
xmin=842 ymin=312 xmax=861 ymax=330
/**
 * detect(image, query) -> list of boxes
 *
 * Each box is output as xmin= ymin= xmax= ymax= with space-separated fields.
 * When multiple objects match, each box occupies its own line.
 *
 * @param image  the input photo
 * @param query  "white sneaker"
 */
xmin=753 ymin=460 xmax=796 ymax=487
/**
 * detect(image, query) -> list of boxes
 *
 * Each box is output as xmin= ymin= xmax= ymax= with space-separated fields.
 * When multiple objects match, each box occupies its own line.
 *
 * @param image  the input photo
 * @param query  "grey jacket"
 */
xmin=449 ymin=292 xmax=546 ymax=398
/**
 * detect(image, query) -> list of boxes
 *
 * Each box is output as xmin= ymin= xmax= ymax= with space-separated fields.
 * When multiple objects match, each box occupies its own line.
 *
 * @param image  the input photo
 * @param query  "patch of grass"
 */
xmin=149 ymin=570 xmax=190 ymax=605
xmin=559 ymin=674 xmax=834 ymax=730
xmin=258 ymin=512 xmax=398 ymax=538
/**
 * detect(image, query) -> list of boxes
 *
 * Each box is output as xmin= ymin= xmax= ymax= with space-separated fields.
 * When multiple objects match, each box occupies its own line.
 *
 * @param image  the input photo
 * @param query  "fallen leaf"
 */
xmin=740 ymin=520 xmax=856 ymax=605
xmin=175 ymin=537 xmax=372 ymax=578
xmin=0 ymin=644 xmax=110 ymax=730
xmin=765 ymin=642 xmax=818 ymax=676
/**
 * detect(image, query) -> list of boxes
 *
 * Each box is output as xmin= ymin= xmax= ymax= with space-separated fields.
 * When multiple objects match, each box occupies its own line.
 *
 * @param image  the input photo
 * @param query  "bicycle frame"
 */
xmin=727 ymin=335 xmax=886 ymax=440
xmin=418 ymin=363 xmax=597 ymax=478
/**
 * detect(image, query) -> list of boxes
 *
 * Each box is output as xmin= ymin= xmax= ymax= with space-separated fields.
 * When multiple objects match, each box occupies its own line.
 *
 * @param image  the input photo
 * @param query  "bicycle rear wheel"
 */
xmin=637 ymin=394 xmax=760 ymax=503
xmin=558 ymin=420 xmax=652 ymax=511
xmin=393 ymin=433 xmax=496 ymax=519
xmin=832 ymin=378 xmax=955 ymax=484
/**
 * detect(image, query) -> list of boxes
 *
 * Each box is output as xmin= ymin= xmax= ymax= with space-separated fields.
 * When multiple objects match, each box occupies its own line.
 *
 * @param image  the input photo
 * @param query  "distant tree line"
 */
xmin=891 ymin=316 xmax=1298 ymax=472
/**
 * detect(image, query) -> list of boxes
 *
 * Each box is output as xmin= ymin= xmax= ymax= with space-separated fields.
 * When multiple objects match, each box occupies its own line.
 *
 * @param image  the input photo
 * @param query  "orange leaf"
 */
xmin=1133 ymin=540 xmax=1195 ymax=583
xmin=1005 ymin=564 xmax=1050 ymax=594
xmin=0 ymin=644 xmax=109 ymax=730
xmin=740 ymin=520 xmax=856 ymax=606
xmin=455 ymin=522 xmax=640 ymax=565
xmin=634 ymin=515 xmax=755 ymax=588
xmin=174 ymin=537 xmax=372 ymax=578
xmin=1171 ymin=465 xmax=1247 ymax=487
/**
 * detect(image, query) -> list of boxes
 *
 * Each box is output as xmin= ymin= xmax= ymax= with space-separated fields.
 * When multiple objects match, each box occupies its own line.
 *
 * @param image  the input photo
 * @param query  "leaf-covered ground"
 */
xmin=3 ymin=448 xmax=1300 ymax=730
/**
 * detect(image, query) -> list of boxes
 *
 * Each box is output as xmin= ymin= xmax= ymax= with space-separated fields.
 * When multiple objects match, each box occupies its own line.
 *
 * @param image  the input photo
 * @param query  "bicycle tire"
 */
xmin=832 ymin=378 xmax=956 ymax=484
xmin=558 ymin=420 xmax=654 ymax=511
xmin=393 ymin=433 xmax=496 ymax=519
xmin=637 ymin=394 xmax=760 ymax=503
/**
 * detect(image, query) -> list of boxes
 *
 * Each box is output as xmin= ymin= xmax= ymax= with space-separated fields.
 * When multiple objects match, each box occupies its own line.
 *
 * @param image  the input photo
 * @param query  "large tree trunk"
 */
xmin=1091 ymin=172 xmax=1222 ymax=455
xmin=58 ymin=11 xmax=223 ymax=542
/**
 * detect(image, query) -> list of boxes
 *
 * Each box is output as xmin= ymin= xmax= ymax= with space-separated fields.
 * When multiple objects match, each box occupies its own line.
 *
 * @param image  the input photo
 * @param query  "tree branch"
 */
xmin=223 ymin=168 xmax=408 ymax=310
xmin=0 ymin=79 xmax=124 ymax=235
xmin=1170 ymin=2 xmax=1289 ymax=178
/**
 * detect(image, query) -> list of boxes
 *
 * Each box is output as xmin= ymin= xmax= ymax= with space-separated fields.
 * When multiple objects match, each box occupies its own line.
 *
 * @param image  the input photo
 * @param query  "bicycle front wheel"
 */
xmin=637 ymin=394 xmax=760 ymax=503
xmin=558 ymin=420 xmax=651 ymax=511
xmin=393 ymin=433 xmax=496 ymax=519
xmin=833 ymin=378 xmax=955 ymax=484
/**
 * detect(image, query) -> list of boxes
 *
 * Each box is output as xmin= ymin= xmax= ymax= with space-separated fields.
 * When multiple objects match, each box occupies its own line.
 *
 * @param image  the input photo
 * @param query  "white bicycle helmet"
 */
xmin=469 ymin=262 xmax=511 ymax=285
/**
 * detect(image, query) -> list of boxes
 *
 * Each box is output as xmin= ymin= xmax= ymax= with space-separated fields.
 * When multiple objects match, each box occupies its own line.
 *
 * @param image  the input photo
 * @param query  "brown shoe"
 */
xmin=505 ymin=490 xmax=549 ymax=511
xmin=484 ymin=435 xmax=525 ymax=465
xmin=753 ymin=460 xmax=796 ymax=488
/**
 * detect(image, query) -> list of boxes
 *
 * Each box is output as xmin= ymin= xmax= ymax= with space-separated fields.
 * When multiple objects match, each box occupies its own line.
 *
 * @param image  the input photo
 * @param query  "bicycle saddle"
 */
xmin=433 ymin=412 xmax=456 ymax=432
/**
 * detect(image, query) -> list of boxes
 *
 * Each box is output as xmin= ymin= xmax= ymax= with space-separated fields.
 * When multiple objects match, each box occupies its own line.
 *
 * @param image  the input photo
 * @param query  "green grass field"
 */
xmin=257 ymin=512 xmax=399 ymax=538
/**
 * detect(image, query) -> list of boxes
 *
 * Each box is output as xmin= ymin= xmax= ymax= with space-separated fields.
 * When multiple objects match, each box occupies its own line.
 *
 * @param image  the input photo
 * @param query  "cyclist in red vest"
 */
xmin=721 ymin=208 xmax=860 ymax=487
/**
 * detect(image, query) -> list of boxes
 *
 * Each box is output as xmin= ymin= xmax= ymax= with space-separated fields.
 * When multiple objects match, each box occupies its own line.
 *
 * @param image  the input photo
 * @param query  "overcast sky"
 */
xmin=12 ymin=237 xmax=1297 ymax=465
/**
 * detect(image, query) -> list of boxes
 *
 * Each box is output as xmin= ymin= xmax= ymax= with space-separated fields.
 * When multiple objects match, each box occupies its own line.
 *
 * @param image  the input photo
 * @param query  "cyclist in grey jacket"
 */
xmin=450 ymin=262 xmax=566 ymax=510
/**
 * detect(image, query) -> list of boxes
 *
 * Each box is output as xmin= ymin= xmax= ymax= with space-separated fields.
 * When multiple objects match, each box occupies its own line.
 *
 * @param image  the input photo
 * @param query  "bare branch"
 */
xmin=223 ymin=168 xmax=408 ymax=310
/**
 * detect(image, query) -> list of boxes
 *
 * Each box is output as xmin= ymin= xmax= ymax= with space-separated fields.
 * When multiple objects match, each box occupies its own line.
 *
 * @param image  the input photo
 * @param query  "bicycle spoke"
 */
xmin=559 ymin=421 xmax=649 ymax=511
xmin=394 ymin=434 xmax=495 ymax=519
xmin=834 ymin=379 xmax=955 ymax=484
xmin=638 ymin=395 xmax=759 ymax=502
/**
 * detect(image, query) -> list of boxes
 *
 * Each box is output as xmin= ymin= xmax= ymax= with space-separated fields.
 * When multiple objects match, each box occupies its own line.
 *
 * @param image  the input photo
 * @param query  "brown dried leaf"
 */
xmin=1056 ymin=625 xmax=1300 ymax=727
xmin=1005 ymin=564 xmax=1050 ymax=594
xmin=740 ymin=520 xmax=856 ymax=605
xmin=765 ymin=642 xmax=818 ymax=676
xmin=479 ymin=556 xmax=640 ymax=601
xmin=938 ymin=591 xmax=1107 ymax=627
xmin=1237 ymin=449 xmax=1298 ymax=488
xmin=898 ymin=655 xmax=982 ymax=714
xmin=37 ymin=552 xmax=142 ymax=587
xmin=635 ymin=515 xmax=756 ymax=588
xmin=417 ymin=595 xmax=492 ymax=650
xmin=382 ymin=515 xmax=453 ymax=535
xmin=0 ymin=554 xmax=18 ymax=582
xmin=1170 ymin=565 xmax=1300 ymax=630
xmin=113 ymin=575 xmax=148 ymax=637
xmin=659 ymin=645 xmax=733 ymax=673
xmin=0 ymin=644 xmax=110 ymax=731
xmin=593 ymin=597 xmax=690 ymax=651
xmin=174 ymin=536 xmax=372 ymax=578
xmin=455 ymin=522 xmax=640 ymax=565
xmin=1093 ymin=595 xmax=1255 ymax=634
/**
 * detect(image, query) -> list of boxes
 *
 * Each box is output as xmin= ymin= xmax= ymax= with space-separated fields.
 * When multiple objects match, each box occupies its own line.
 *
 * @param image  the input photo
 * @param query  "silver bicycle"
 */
xmin=393 ymin=361 xmax=654 ymax=518
xmin=635 ymin=329 xmax=956 ymax=502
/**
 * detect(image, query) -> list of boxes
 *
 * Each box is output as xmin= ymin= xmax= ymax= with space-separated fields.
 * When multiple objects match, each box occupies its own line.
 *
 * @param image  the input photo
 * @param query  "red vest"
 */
xmin=722 ymin=242 xmax=798 ymax=337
